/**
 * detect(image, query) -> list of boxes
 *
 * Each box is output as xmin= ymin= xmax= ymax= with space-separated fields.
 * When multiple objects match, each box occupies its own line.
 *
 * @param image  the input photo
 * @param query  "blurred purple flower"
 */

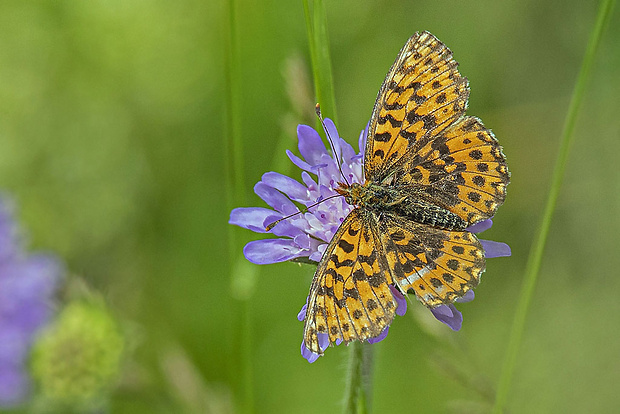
xmin=229 ymin=120 xmax=510 ymax=362
xmin=0 ymin=199 xmax=62 ymax=407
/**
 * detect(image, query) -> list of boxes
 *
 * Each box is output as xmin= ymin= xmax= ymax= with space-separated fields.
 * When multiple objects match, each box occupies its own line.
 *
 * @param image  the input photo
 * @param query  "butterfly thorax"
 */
xmin=336 ymin=181 xmax=468 ymax=231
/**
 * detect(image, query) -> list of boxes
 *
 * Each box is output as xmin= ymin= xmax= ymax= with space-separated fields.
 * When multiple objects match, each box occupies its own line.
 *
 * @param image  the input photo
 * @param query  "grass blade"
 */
xmin=492 ymin=1 xmax=616 ymax=412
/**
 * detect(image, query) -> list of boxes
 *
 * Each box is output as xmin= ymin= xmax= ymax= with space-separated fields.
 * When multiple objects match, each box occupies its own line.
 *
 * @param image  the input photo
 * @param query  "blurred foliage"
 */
xmin=0 ymin=0 xmax=619 ymax=413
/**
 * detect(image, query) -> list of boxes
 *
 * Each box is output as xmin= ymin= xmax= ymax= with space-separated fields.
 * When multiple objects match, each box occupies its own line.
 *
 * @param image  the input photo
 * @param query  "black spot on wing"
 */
xmin=338 ymin=239 xmax=355 ymax=253
xmin=378 ymin=113 xmax=403 ymax=128
xmin=469 ymin=149 xmax=483 ymax=160
xmin=348 ymin=226 xmax=360 ymax=236
xmin=374 ymin=131 xmax=392 ymax=142
xmin=330 ymin=254 xmax=354 ymax=268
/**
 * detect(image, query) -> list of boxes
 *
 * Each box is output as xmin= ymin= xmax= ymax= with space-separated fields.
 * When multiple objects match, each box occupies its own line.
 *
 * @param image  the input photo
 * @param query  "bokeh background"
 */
xmin=1 ymin=0 xmax=619 ymax=413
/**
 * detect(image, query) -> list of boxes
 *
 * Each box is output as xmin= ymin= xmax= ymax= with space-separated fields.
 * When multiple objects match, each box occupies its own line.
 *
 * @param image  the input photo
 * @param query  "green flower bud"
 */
xmin=30 ymin=301 xmax=124 ymax=412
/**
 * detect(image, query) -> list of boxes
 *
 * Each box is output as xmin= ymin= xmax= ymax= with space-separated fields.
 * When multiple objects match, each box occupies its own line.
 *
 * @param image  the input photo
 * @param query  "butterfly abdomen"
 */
xmin=391 ymin=197 xmax=467 ymax=230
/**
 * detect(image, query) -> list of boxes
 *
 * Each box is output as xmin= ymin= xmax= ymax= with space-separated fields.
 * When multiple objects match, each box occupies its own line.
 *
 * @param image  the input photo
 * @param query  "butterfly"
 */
xmin=303 ymin=31 xmax=510 ymax=354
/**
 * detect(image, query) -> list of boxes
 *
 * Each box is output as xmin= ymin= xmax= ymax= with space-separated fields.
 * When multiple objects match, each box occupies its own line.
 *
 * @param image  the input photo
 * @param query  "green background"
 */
xmin=1 ymin=0 xmax=619 ymax=413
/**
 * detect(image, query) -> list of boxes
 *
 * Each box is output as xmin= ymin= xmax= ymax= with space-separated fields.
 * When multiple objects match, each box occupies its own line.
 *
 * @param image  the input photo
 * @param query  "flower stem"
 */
xmin=224 ymin=2 xmax=245 ymax=210
xmin=492 ymin=1 xmax=616 ymax=412
xmin=303 ymin=0 xmax=338 ymax=124
xmin=224 ymin=0 xmax=255 ymax=412
xmin=344 ymin=342 xmax=373 ymax=414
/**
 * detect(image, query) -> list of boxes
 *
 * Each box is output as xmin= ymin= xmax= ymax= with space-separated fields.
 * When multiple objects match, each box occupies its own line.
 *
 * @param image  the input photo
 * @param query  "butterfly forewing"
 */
xmin=303 ymin=209 xmax=397 ymax=354
xmin=365 ymin=31 xmax=469 ymax=181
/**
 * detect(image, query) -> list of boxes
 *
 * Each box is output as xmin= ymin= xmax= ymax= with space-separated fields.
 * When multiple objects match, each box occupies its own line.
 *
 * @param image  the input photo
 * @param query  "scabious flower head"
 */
xmin=230 ymin=118 xmax=364 ymax=264
xmin=0 ymin=198 xmax=62 ymax=407
xmin=229 ymin=120 xmax=511 ymax=362
xmin=30 ymin=301 xmax=124 ymax=412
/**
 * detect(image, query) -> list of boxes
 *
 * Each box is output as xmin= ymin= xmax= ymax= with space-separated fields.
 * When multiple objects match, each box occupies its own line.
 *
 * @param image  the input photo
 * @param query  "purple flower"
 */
xmin=230 ymin=119 xmax=365 ymax=264
xmin=229 ymin=120 xmax=510 ymax=362
xmin=0 ymin=199 xmax=62 ymax=407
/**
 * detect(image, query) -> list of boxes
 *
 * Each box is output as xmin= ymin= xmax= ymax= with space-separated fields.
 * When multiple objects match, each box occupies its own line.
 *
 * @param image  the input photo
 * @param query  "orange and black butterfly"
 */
xmin=303 ymin=31 xmax=510 ymax=354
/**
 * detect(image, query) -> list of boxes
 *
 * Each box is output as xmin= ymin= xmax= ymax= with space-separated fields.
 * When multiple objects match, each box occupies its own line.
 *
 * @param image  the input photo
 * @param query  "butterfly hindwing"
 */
xmin=365 ymin=31 xmax=469 ymax=181
xmin=377 ymin=213 xmax=485 ymax=307
xmin=303 ymin=209 xmax=397 ymax=354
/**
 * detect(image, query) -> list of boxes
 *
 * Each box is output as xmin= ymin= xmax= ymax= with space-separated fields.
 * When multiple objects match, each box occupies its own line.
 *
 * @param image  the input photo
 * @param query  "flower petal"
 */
xmin=318 ymin=332 xmax=329 ymax=351
xmin=389 ymin=285 xmax=407 ymax=316
xmin=261 ymin=172 xmax=309 ymax=203
xmin=300 ymin=172 xmax=319 ymax=195
xmin=254 ymin=182 xmax=298 ymax=215
xmin=466 ymin=219 xmax=493 ymax=233
xmin=297 ymin=303 xmax=307 ymax=322
xmin=268 ymin=218 xmax=305 ymax=239
xmin=0 ymin=326 xmax=29 ymax=363
xmin=339 ymin=138 xmax=356 ymax=165
xmin=315 ymin=154 xmax=342 ymax=188
xmin=300 ymin=331 xmax=329 ymax=363
xmin=242 ymin=239 xmax=306 ymax=264
xmin=301 ymin=342 xmax=320 ymax=363
xmin=297 ymin=124 xmax=328 ymax=166
xmin=293 ymin=233 xmax=313 ymax=250
xmin=229 ymin=207 xmax=279 ymax=233
xmin=481 ymin=240 xmax=511 ymax=258
xmin=0 ymin=198 xmax=62 ymax=407
xmin=323 ymin=118 xmax=341 ymax=160
xmin=0 ymin=203 xmax=18 ymax=263
xmin=0 ymin=368 xmax=28 ymax=407
xmin=0 ymin=257 xmax=60 ymax=333
xmin=456 ymin=290 xmax=475 ymax=303
xmin=367 ymin=326 xmax=389 ymax=344
xmin=431 ymin=304 xmax=463 ymax=331
xmin=286 ymin=150 xmax=314 ymax=172
xmin=308 ymin=248 xmax=324 ymax=263
xmin=358 ymin=125 xmax=368 ymax=155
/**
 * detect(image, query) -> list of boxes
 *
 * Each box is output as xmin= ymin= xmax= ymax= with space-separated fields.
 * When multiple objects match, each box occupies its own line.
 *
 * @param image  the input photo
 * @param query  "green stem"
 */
xmin=492 ymin=1 xmax=616 ymax=412
xmin=224 ymin=1 xmax=246 ymax=210
xmin=343 ymin=342 xmax=373 ymax=414
xmin=303 ymin=0 xmax=338 ymax=124
xmin=224 ymin=0 xmax=254 ymax=412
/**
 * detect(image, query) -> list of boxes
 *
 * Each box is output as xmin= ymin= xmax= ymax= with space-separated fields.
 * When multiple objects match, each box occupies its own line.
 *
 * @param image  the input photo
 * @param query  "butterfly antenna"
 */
xmin=315 ymin=104 xmax=350 ymax=186
xmin=265 ymin=194 xmax=343 ymax=231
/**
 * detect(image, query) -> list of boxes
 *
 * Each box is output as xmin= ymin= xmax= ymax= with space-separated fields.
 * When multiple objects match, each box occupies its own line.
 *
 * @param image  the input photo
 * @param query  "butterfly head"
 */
xmin=335 ymin=181 xmax=369 ymax=207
